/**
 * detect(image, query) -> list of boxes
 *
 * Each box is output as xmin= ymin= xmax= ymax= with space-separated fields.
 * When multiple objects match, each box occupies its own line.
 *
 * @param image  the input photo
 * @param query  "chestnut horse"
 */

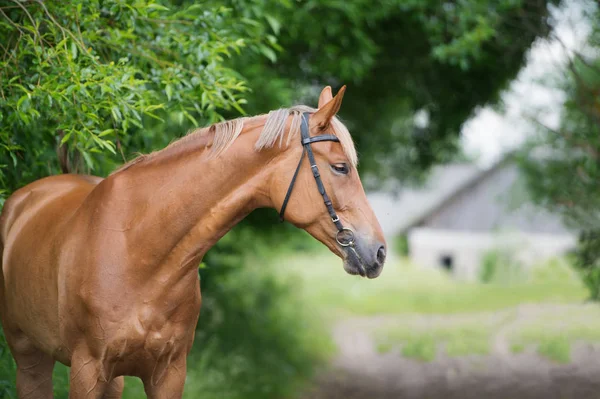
xmin=0 ymin=86 xmax=385 ymax=398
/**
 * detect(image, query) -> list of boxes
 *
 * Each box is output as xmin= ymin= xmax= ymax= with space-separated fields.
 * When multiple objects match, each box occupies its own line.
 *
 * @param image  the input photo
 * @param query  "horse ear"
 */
xmin=313 ymin=85 xmax=346 ymax=130
xmin=318 ymin=86 xmax=333 ymax=108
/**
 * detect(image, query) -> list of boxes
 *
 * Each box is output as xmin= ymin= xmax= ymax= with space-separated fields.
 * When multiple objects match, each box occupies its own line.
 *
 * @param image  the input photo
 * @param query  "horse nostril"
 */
xmin=376 ymin=245 xmax=386 ymax=264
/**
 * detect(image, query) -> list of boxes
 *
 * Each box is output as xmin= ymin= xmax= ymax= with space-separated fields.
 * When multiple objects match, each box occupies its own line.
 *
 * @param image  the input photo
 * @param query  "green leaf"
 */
xmin=165 ymin=84 xmax=173 ymax=101
xmin=265 ymin=15 xmax=281 ymax=35
xmin=82 ymin=151 xmax=94 ymax=170
xmin=98 ymin=129 xmax=114 ymax=137
xmin=111 ymin=106 xmax=122 ymax=122
xmin=259 ymin=45 xmax=277 ymax=63
xmin=60 ymin=132 xmax=72 ymax=144
xmin=71 ymin=41 xmax=78 ymax=60
xmin=147 ymin=4 xmax=169 ymax=11
xmin=183 ymin=111 xmax=199 ymax=126
xmin=16 ymin=95 xmax=29 ymax=111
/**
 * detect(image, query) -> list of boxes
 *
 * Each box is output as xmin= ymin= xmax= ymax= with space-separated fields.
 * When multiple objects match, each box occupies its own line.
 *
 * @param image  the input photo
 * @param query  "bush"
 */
xmin=394 ymin=234 xmax=409 ymax=257
xmin=479 ymin=248 xmax=524 ymax=284
xmin=573 ymin=230 xmax=600 ymax=301
xmin=479 ymin=250 xmax=501 ymax=283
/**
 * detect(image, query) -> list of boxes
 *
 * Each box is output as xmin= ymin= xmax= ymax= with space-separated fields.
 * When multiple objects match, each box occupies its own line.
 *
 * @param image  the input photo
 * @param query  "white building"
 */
xmin=368 ymin=157 xmax=577 ymax=280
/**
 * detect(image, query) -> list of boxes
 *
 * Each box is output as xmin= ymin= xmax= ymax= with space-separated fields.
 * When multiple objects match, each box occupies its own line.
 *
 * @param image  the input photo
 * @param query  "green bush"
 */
xmin=0 ymin=330 xmax=15 ymax=399
xmin=401 ymin=336 xmax=436 ymax=362
xmin=394 ymin=234 xmax=409 ymax=257
xmin=573 ymin=230 xmax=600 ymax=301
xmin=479 ymin=248 xmax=524 ymax=284
xmin=536 ymin=336 xmax=571 ymax=363
xmin=479 ymin=250 xmax=501 ymax=283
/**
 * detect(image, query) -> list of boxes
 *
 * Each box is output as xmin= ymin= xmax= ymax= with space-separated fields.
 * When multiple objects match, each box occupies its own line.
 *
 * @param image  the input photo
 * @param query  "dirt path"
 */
xmin=302 ymin=304 xmax=600 ymax=399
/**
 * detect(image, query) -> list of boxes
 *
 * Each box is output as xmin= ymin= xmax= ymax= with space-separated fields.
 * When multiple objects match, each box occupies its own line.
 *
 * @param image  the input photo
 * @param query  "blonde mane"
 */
xmin=112 ymin=105 xmax=357 ymax=174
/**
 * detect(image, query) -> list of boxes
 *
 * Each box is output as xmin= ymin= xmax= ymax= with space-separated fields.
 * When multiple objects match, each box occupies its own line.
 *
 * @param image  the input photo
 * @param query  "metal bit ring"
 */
xmin=336 ymin=228 xmax=355 ymax=247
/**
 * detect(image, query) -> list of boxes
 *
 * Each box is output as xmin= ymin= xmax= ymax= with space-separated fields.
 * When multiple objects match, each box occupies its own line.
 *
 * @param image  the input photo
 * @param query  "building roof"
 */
xmin=367 ymin=155 xmax=574 ymax=236
xmin=367 ymin=162 xmax=481 ymax=235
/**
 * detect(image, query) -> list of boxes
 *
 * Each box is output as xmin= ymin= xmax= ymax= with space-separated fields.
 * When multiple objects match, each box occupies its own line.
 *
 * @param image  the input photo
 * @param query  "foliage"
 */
xmin=479 ymin=248 xmax=524 ymax=284
xmin=400 ymin=336 xmax=437 ymax=362
xmin=393 ymin=234 xmax=409 ymax=257
xmin=518 ymin=56 xmax=600 ymax=229
xmin=376 ymin=322 xmax=492 ymax=361
xmin=375 ymin=303 xmax=600 ymax=363
xmin=535 ymin=336 xmax=571 ymax=363
xmin=236 ymin=0 xmax=561 ymax=184
xmin=480 ymin=250 xmax=502 ymax=283
xmin=517 ymin=1 xmax=600 ymax=299
xmin=0 ymin=0 xmax=280 ymax=197
xmin=367 ymin=266 xmax=597 ymax=363
xmin=0 ymin=329 xmax=15 ymax=399
xmin=572 ymin=231 xmax=600 ymax=301
xmin=0 ymin=0 xmax=565 ymax=195
xmin=509 ymin=304 xmax=600 ymax=363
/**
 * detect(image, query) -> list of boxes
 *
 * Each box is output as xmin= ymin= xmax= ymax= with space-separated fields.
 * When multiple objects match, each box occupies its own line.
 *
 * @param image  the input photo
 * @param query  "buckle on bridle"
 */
xmin=331 ymin=215 xmax=339 ymax=223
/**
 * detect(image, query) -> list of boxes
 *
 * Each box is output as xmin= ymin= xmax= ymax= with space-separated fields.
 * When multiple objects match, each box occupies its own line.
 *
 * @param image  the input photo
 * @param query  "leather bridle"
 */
xmin=279 ymin=112 xmax=355 ymax=248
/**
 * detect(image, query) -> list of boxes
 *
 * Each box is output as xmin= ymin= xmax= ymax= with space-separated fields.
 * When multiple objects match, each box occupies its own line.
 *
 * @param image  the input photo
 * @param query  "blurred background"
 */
xmin=1 ymin=0 xmax=600 ymax=398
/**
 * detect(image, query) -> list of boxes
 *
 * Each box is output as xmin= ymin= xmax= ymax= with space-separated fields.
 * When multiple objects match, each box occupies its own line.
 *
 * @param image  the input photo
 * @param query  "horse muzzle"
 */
xmin=342 ymin=236 xmax=386 ymax=279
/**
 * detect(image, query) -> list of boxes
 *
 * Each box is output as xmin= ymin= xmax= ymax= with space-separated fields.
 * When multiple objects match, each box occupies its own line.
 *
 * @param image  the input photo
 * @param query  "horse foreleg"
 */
xmin=142 ymin=357 xmax=187 ymax=399
xmin=68 ymin=348 xmax=113 ymax=399
xmin=6 ymin=331 xmax=55 ymax=399
xmin=101 ymin=377 xmax=124 ymax=399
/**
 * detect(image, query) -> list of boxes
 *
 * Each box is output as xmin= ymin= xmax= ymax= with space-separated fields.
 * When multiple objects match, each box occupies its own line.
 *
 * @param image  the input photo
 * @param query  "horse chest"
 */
xmin=64 ymin=269 xmax=201 ymax=369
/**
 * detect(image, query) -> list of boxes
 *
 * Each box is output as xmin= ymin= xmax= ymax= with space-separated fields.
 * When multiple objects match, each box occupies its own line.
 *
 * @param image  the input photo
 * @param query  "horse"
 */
xmin=0 ymin=85 xmax=386 ymax=398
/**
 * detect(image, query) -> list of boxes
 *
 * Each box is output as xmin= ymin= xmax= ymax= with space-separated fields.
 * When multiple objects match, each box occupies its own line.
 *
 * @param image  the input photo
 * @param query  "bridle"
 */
xmin=279 ymin=112 xmax=355 ymax=248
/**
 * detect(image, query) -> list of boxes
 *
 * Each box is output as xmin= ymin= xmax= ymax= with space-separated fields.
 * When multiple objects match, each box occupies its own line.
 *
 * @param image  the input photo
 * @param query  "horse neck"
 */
xmin=109 ymin=116 xmax=275 ymax=273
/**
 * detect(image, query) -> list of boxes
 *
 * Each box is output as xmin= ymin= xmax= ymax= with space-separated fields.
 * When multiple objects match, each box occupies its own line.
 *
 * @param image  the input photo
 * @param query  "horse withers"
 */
xmin=0 ymin=86 xmax=386 ymax=398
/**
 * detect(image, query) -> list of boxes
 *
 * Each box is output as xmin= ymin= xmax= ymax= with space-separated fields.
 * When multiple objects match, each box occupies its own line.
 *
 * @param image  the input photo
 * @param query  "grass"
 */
xmin=276 ymin=250 xmax=593 ymax=363
xmin=375 ymin=321 xmax=494 ymax=360
xmin=372 ymin=304 xmax=600 ymax=363
xmin=278 ymin=252 xmax=587 ymax=318
xmin=401 ymin=336 xmax=437 ymax=361
xmin=510 ymin=342 xmax=526 ymax=354
xmin=508 ymin=306 xmax=600 ymax=363
xmin=536 ymin=337 xmax=571 ymax=363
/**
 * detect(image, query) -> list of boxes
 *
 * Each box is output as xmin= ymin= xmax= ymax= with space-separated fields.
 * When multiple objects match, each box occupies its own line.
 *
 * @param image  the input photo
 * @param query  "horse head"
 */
xmin=271 ymin=86 xmax=386 ymax=278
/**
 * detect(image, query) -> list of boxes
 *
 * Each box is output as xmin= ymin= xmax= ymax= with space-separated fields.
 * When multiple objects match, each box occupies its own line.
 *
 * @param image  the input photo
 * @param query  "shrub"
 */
xmin=573 ymin=230 xmax=600 ymax=301
xmin=394 ymin=234 xmax=409 ymax=257
xmin=479 ymin=249 xmax=501 ymax=283
xmin=479 ymin=248 xmax=524 ymax=284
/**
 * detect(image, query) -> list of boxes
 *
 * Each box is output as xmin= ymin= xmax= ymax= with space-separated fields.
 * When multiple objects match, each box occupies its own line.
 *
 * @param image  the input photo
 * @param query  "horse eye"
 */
xmin=331 ymin=163 xmax=349 ymax=175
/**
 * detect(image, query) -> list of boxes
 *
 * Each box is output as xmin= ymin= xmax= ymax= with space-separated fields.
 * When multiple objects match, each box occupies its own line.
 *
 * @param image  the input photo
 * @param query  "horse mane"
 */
xmin=111 ymin=105 xmax=357 ymax=175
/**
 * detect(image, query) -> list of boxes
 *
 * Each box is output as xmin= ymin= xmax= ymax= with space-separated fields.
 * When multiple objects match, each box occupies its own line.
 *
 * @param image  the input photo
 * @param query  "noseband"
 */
xmin=279 ymin=112 xmax=355 ymax=247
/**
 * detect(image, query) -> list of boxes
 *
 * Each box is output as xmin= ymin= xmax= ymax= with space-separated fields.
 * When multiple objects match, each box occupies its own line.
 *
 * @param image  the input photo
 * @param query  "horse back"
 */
xmin=1 ymin=174 xmax=102 ymax=245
